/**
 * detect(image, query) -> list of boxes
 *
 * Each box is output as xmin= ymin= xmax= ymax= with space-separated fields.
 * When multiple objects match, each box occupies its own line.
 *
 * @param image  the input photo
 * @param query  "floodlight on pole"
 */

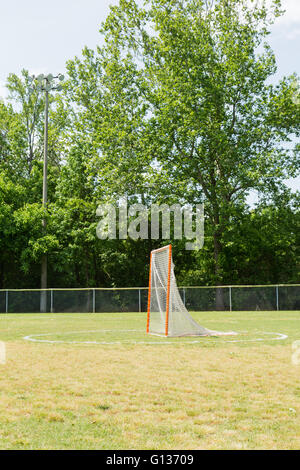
xmin=30 ymin=72 xmax=65 ymax=312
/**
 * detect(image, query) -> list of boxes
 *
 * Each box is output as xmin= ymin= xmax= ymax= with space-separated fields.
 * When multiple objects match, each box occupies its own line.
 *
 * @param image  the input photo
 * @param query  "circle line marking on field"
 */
xmin=23 ymin=330 xmax=288 ymax=345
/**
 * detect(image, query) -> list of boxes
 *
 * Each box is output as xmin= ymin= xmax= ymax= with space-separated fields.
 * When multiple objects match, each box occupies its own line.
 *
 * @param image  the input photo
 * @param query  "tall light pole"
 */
xmin=29 ymin=73 xmax=64 ymax=312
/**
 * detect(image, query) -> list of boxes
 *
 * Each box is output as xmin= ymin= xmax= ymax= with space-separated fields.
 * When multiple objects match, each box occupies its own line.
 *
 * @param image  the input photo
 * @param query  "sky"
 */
xmin=0 ymin=0 xmax=299 ymax=196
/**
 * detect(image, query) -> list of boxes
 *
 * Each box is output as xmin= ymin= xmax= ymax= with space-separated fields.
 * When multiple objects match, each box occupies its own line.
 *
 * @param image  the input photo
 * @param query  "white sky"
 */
xmin=0 ymin=0 xmax=119 ymax=95
xmin=0 ymin=0 xmax=299 ymax=195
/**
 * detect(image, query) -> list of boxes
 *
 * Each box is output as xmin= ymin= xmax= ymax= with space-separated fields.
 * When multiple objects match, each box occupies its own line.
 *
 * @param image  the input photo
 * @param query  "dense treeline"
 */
xmin=0 ymin=0 xmax=299 ymax=291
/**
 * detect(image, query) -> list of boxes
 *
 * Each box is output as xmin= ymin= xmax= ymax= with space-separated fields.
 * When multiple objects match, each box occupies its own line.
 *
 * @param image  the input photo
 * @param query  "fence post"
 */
xmin=138 ymin=289 xmax=141 ymax=313
xmin=93 ymin=289 xmax=96 ymax=313
xmin=183 ymin=288 xmax=186 ymax=306
xmin=276 ymin=285 xmax=279 ymax=311
xmin=50 ymin=289 xmax=54 ymax=313
xmin=229 ymin=286 xmax=232 ymax=312
xmin=5 ymin=290 xmax=8 ymax=314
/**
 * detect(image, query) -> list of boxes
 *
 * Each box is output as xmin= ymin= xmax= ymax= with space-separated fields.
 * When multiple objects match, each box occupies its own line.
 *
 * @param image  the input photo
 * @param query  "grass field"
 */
xmin=0 ymin=310 xmax=299 ymax=450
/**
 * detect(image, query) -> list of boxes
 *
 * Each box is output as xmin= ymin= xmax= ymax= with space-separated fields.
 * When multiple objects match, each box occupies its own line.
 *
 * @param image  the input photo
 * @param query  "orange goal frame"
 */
xmin=146 ymin=245 xmax=172 ymax=336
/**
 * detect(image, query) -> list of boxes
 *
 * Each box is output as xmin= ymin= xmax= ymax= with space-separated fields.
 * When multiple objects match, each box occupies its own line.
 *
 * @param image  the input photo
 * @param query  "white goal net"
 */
xmin=146 ymin=245 xmax=236 ymax=337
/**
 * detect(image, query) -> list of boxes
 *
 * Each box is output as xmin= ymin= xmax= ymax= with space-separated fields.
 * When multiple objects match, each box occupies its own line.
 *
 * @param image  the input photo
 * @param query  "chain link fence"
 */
xmin=0 ymin=285 xmax=299 ymax=313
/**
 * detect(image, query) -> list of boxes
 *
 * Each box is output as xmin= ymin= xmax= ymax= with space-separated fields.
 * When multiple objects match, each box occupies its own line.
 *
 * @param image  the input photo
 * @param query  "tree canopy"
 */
xmin=0 ymin=0 xmax=299 ymax=292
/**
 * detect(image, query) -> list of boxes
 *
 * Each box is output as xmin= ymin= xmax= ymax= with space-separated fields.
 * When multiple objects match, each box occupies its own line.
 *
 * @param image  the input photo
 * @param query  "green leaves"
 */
xmin=90 ymin=0 xmax=299 ymax=283
xmin=0 ymin=0 xmax=298 ymax=290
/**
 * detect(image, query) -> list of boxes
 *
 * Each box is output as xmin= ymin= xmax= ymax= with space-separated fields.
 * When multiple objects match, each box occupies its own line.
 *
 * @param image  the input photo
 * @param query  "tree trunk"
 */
xmin=0 ymin=262 xmax=3 ymax=289
xmin=213 ymin=230 xmax=225 ymax=311
xmin=215 ymin=286 xmax=225 ymax=311
xmin=85 ymin=252 xmax=91 ymax=311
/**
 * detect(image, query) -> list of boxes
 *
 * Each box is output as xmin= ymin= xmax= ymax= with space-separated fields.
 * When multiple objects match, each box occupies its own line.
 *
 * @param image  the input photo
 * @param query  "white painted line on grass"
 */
xmin=23 ymin=330 xmax=288 ymax=345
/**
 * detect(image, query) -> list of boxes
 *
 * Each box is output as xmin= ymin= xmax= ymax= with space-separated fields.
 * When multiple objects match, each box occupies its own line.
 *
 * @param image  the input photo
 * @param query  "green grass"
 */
xmin=0 ymin=310 xmax=299 ymax=449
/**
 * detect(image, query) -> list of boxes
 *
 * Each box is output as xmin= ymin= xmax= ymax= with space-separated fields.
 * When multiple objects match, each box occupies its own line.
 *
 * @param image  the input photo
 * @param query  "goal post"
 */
xmin=146 ymin=245 xmax=236 ymax=337
xmin=147 ymin=245 xmax=172 ymax=336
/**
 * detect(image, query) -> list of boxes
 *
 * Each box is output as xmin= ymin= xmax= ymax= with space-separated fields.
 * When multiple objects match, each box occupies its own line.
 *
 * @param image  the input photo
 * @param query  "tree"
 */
xmin=65 ymin=0 xmax=299 ymax=306
xmin=0 ymin=71 xmax=69 ymax=289
xmin=0 ymin=99 xmax=28 ymax=177
xmin=5 ymin=70 xmax=45 ymax=175
xmin=5 ymin=69 xmax=69 ymax=176
xmin=0 ymin=1 xmax=298 ymax=293
xmin=227 ymin=190 xmax=300 ymax=285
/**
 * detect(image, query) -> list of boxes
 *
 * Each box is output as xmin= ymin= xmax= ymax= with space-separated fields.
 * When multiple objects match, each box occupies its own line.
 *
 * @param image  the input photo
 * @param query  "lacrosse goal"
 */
xmin=146 ymin=245 xmax=236 ymax=337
